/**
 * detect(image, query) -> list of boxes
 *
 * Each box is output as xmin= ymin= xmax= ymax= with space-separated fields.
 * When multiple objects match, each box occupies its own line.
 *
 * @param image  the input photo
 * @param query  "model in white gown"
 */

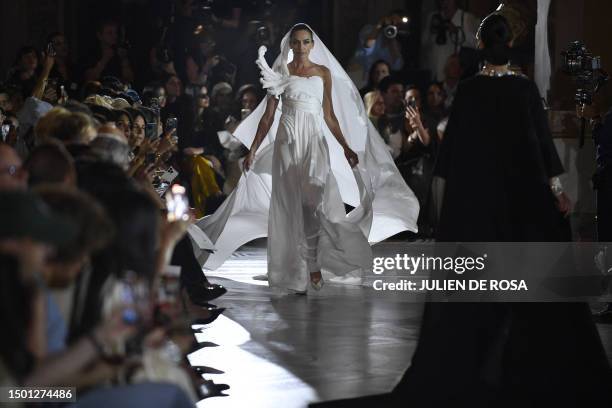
xmin=191 ymin=24 xmax=419 ymax=293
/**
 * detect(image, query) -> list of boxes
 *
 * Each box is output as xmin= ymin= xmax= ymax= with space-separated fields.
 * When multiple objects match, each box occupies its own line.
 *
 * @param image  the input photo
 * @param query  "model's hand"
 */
xmin=555 ymin=191 xmax=572 ymax=217
xmin=344 ymin=147 xmax=359 ymax=168
xmin=243 ymin=152 xmax=254 ymax=172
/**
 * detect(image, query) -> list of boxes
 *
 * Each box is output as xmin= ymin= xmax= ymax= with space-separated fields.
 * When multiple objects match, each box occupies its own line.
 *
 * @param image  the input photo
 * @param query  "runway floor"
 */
xmin=189 ymin=241 xmax=612 ymax=408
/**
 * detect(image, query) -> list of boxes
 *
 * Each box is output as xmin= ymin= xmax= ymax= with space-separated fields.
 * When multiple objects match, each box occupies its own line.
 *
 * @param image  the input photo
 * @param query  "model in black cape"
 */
xmin=391 ymin=74 xmax=612 ymax=406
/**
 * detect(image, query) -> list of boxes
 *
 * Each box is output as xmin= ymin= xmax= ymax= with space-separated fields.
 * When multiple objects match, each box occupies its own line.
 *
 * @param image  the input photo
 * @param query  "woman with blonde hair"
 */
xmin=363 ymin=90 xmax=386 ymax=131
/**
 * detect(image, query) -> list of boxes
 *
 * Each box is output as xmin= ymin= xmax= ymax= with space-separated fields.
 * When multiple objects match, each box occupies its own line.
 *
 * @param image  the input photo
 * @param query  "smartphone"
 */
xmin=149 ymin=97 xmax=160 ymax=115
xmin=407 ymin=98 xmax=417 ymax=109
xmin=145 ymin=122 xmax=158 ymax=141
xmin=119 ymin=282 xmax=140 ymax=325
xmin=165 ymin=184 xmax=189 ymax=221
xmin=1 ymin=124 xmax=9 ymax=142
xmin=46 ymin=42 xmax=57 ymax=57
xmin=240 ymin=108 xmax=252 ymax=120
xmin=165 ymin=116 xmax=178 ymax=133
xmin=161 ymin=166 xmax=179 ymax=183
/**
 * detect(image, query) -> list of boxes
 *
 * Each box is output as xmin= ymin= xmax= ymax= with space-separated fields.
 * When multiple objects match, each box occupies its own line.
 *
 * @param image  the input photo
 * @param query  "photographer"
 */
xmin=421 ymin=0 xmax=478 ymax=81
xmin=578 ymin=100 xmax=612 ymax=318
xmin=83 ymin=19 xmax=135 ymax=85
xmin=354 ymin=11 xmax=406 ymax=80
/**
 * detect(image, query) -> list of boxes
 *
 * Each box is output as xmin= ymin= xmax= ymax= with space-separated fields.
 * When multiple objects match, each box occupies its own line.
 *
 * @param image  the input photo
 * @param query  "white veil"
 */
xmin=193 ymin=23 xmax=419 ymax=270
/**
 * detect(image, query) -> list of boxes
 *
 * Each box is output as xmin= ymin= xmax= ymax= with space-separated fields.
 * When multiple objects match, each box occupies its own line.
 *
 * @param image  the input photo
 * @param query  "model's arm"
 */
xmin=243 ymin=95 xmax=279 ymax=171
xmin=321 ymin=67 xmax=359 ymax=168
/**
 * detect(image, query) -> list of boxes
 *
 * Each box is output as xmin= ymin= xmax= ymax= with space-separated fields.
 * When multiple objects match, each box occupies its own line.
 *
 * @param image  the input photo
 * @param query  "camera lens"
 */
xmin=383 ymin=25 xmax=398 ymax=39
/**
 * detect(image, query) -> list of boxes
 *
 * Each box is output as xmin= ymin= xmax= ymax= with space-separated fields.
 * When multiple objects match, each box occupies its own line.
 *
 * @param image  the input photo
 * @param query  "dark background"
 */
xmin=1 ymin=0 xmax=611 ymax=109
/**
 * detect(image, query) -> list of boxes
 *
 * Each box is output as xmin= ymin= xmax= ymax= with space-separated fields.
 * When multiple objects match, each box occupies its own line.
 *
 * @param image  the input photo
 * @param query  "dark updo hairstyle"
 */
xmin=478 ymin=13 xmax=513 ymax=65
xmin=290 ymin=23 xmax=314 ymax=41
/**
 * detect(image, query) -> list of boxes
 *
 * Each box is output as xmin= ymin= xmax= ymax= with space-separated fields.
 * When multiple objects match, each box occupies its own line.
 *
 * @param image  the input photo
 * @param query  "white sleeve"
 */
xmin=255 ymin=46 xmax=290 ymax=98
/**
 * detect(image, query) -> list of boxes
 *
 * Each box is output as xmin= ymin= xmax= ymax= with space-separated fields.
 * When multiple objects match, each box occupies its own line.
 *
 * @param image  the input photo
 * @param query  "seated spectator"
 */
xmin=364 ymin=90 xmax=388 ymax=135
xmin=141 ymin=82 xmax=167 ymax=111
xmin=90 ymin=126 xmax=131 ymax=171
xmin=420 ymin=0 xmax=478 ymax=81
xmin=360 ymin=60 xmax=391 ymax=97
xmin=161 ymin=74 xmax=196 ymax=151
xmin=353 ymin=11 xmax=405 ymax=85
xmin=424 ymin=81 xmax=448 ymax=125
xmin=46 ymin=32 xmax=78 ymax=96
xmin=113 ymin=109 xmax=133 ymax=141
xmin=124 ymin=107 xmax=147 ymax=150
xmin=0 ymin=189 xmax=77 ymax=381
xmin=442 ymin=53 xmax=463 ymax=109
xmin=7 ymin=46 xmax=40 ymax=98
xmin=81 ymin=81 xmax=103 ymax=101
xmin=35 ymin=107 xmax=97 ymax=145
xmin=378 ymin=75 xmax=405 ymax=131
xmin=400 ymin=85 xmax=439 ymax=237
xmin=24 ymin=141 xmax=76 ymax=187
xmin=82 ymin=19 xmax=135 ymax=85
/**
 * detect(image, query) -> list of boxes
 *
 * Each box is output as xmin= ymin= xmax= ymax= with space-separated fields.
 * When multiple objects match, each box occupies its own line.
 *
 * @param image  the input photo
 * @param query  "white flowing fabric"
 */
xmin=535 ymin=0 xmax=552 ymax=101
xmin=193 ymin=24 xmax=419 ymax=292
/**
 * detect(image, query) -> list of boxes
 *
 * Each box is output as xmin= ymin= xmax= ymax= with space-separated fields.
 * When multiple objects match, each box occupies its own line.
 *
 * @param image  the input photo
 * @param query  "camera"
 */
xmin=382 ymin=15 xmax=411 ymax=39
xmin=562 ymin=41 xmax=609 ymax=106
xmin=383 ymin=25 xmax=398 ymax=39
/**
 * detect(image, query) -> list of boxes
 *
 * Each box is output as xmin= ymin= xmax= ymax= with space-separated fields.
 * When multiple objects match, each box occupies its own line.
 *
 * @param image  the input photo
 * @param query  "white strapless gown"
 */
xmin=193 ymin=74 xmax=418 ymax=293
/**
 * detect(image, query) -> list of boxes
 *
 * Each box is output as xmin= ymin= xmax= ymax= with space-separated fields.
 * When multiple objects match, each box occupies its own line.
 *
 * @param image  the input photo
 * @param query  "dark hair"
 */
xmin=87 ymin=105 xmax=113 ymax=123
xmin=46 ymin=31 xmax=63 ymax=45
xmin=13 ymin=46 xmax=39 ymax=66
xmin=0 ymin=255 xmax=34 ymax=381
xmin=24 ymin=141 xmax=75 ymax=187
xmin=113 ymin=109 xmax=133 ymax=125
xmin=63 ymin=100 xmax=94 ymax=117
xmin=378 ymin=75 xmax=403 ymax=93
xmin=478 ymin=13 xmax=513 ymax=65
xmin=405 ymin=83 xmax=420 ymax=93
xmin=367 ymin=60 xmax=391 ymax=88
xmin=125 ymin=107 xmax=145 ymax=125
xmin=137 ymin=106 xmax=159 ymax=139
xmin=81 ymin=81 xmax=102 ymax=100
xmin=36 ymin=185 xmax=115 ymax=264
xmin=290 ymin=23 xmax=314 ymax=41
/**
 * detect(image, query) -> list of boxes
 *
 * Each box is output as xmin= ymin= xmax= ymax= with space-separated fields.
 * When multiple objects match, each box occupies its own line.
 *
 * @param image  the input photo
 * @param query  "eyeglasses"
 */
xmin=1 ymin=165 xmax=22 ymax=176
xmin=133 ymin=125 xmax=145 ymax=133
xmin=197 ymin=94 xmax=209 ymax=99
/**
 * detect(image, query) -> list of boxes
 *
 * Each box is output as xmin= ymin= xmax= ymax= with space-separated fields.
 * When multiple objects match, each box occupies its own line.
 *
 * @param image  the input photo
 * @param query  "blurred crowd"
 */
xmin=0 ymin=0 xmax=484 ymax=405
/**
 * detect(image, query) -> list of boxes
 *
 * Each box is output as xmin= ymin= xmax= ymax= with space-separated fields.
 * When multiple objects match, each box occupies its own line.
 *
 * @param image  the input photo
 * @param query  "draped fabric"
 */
xmin=534 ymin=0 xmax=552 ymax=101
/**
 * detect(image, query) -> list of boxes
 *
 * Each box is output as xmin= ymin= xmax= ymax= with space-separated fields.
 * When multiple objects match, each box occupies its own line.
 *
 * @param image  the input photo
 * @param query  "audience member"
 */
xmin=421 ymin=0 xmax=478 ymax=81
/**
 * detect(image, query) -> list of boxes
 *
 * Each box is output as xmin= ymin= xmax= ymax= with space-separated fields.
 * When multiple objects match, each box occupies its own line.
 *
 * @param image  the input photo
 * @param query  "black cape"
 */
xmin=392 ymin=75 xmax=612 ymax=407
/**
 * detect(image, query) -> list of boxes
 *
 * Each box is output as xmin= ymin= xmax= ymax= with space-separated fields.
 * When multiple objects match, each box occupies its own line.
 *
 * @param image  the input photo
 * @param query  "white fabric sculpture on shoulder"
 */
xmin=192 ymin=23 xmax=419 ymax=288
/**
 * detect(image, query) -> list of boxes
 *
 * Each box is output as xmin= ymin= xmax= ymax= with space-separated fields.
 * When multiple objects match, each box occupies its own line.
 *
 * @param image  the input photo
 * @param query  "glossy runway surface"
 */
xmin=189 ymin=241 xmax=612 ymax=408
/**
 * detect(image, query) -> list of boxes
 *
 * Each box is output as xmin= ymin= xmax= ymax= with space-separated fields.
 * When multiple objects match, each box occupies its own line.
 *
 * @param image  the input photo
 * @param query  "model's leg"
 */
xmin=302 ymin=183 xmax=323 ymax=284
